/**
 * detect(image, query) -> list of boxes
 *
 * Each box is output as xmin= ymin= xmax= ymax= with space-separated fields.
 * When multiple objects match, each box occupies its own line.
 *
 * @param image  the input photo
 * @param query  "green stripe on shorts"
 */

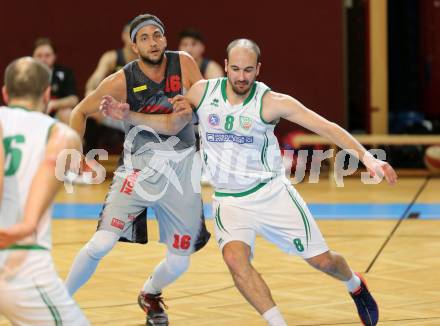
xmin=215 ymin=205 xmax=229 ymax=234
xmin=285 ymin=185 xmax=311 ymax=248
xmin=36 ymin=285 xmax=63 ymax=326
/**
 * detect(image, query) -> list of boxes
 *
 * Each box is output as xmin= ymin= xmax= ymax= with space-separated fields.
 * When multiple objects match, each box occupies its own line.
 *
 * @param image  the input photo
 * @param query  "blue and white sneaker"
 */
xmin=350 ymin=272 xmax=379 ymax=326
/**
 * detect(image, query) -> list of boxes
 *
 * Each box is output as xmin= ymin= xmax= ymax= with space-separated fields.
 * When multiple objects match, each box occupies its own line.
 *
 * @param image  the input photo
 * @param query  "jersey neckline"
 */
xmin=8 ymin=105 xmax=32 ymax=111
xmin=134 ymin=51 xmax=172 ymax=87
xmin=220 ymin=77 xmax=257 ymax=107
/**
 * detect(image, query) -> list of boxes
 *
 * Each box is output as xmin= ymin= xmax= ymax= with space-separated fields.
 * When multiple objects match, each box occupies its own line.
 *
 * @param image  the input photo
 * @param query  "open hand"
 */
xmin=364 ymin=155 xmax=398 ymax=185
xmin=100 ymin=95 xmax=130 ymax=121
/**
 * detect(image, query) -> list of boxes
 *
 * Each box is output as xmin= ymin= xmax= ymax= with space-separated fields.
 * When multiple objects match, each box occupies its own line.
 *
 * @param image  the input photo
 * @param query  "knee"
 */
xmin=222 ymin=248 xmax=250 ymax=277
xmin=166 ymin=252 xmax=190 ymax=275
xmin=86 ymin=231 xmax=118 ymax=260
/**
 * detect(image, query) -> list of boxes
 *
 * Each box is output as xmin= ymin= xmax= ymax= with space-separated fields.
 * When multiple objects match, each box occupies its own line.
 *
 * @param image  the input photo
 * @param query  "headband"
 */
xmin=130 ymin=19 xmax=165 ymax=42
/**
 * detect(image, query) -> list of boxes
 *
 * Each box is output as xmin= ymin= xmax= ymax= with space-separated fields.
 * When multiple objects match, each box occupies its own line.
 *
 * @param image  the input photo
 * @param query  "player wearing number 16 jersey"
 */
xmin=65 ymin=13 xmax=210 ymax=326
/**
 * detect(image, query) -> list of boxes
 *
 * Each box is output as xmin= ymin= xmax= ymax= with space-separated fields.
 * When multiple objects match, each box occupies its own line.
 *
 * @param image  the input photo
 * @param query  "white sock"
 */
xmin=142 ymin=250 xmax=190 ymax=294
xmin=262 ymin=306 xmax=287 ymax=326
xmin=65 ymin=230 xmax=118 ymax=295
xmin=344 ymin=271 xmax=361 ymax=293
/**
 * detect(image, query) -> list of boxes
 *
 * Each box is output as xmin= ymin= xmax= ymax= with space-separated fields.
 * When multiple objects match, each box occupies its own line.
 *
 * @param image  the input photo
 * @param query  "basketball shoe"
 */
xmin=350 ymin=272 xmax=379 ymax=326
xmin=138 ymin=292 xmax=169 ymax=326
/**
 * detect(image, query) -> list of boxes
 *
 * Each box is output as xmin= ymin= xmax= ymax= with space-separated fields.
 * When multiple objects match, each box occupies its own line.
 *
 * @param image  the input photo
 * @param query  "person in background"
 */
xmin=178 ymin=28 xmax=223 ymax=79
xmin=82 ymin=21 xmax=137 ymax=156
xmin=33 ymin=37 xmax=79 ymax=124
xmin=85 ymin=21 xmax=137 ymax=96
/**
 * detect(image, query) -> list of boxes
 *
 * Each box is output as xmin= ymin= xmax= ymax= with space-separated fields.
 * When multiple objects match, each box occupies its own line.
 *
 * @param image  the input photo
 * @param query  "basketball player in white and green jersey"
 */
xmin=101 ymin=39 xmax=397 ymax=326
xmin=0 ymin=57 xmax=89 ymax=325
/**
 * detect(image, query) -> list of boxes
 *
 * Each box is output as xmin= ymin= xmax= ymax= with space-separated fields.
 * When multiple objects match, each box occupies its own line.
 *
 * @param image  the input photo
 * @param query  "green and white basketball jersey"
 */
xmin=0 ymin=106 xmax=55 ymax=249
xmin=197 ymin=78 xmax=285 ymax=193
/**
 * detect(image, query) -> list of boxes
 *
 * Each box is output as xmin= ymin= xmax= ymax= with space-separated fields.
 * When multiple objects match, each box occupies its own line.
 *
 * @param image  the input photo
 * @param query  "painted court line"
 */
xmin=52 ymin=203 xmax=440 ymax=220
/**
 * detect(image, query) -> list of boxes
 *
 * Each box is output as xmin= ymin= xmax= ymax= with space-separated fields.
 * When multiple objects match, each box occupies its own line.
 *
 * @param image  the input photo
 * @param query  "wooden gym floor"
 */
xmin=1 ymin=177 xmax=439 ymax=325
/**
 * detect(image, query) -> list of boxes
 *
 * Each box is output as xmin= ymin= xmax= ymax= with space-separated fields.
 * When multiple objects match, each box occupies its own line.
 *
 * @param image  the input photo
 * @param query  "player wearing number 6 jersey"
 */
xmin=0 ymin=57 xmax=89 ymax=325
xmin=102 ymin=39 xmax=398 ymax=326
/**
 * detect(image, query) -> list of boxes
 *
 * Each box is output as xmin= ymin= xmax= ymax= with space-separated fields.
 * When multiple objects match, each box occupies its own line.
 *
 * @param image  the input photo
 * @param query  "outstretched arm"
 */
xmin=100 ymin=80 xmax=208 ymax=135
xmin=262 ymin=92 xmax=398 ymax=184
xmin=0 ymin=123 xmax=82 ymax=248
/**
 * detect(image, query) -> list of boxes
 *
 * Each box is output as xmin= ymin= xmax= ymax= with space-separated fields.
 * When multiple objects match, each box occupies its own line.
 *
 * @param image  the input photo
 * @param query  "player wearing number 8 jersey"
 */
xmin=102 ymin=38 xmax=398 ymax=326
xmin=0 ymin=57 xmax=89 ymax=325
xmin=186 ymin=39 xmax=397 ymax=326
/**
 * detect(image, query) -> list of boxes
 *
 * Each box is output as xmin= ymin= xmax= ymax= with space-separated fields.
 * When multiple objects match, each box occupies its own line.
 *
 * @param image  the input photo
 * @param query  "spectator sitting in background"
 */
xmin=33 ymin=37 xmax=79 ymax=124
xmin=82 ymin=21 xmax=136 ymax=154
xmin=178 ymin=28 xmax=224 ymax=79
xmin=85 ymin=21 xmax=136 ymax=96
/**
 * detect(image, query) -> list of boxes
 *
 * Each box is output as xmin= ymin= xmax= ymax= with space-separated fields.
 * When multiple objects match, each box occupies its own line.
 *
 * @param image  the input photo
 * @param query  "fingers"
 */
xmin=174 ymin=102 xmax=191 ymax=113
xmin=172 ymin=98 xmax=188 ymax=106
xmin=382 ymin=164 xmax=398 ymax=185
xmin=169 ymin=95 xmax=185 ymax=105
xmin=367 ymin=159 xmax=398 ymax=185
xmin=99 ymin=97 xmax=110 ymax=114
xmin=174 ymin=104 xmax=192 ymax=118
xmin=100 ymin=95 xmax=113 ymax=110
xmin=68 ymin=153 xmax=84 ymax=174
xmin=99 ymin=97 xmax=129 ymax=120
xmin=173 ymin=100 xmax=192 ymax=112
xmin=101 ymin=95 xmax=115 ymax=103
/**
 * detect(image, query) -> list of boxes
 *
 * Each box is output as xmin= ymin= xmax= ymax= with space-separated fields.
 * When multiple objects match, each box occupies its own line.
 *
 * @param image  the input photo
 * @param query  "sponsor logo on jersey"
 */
xmin=111 ymin=218 xmax=125 ymax=230
xmin=133 ymin=84 xmax=148 ymax=93
xmin=120 ymin=170 xmax=140 ymax=195
xmin=239 ymin=116 xmax=253 ymax=130
xmin=208 ymin=113 xmax=220 ymax=126
xmin=210 ymin=98 xmax=220 ymax=107
xmin=206 ymin=132 xmax=253 ymax=144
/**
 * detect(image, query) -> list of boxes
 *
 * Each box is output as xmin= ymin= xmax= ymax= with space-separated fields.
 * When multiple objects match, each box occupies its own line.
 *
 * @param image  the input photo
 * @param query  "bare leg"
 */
xmin=305 ymin=250 xmax=353 ymax=281
xmin=306 ymin=251 xmax=379 ymax=326
xmin=222 ymin=241 xmax=275 ymax=314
